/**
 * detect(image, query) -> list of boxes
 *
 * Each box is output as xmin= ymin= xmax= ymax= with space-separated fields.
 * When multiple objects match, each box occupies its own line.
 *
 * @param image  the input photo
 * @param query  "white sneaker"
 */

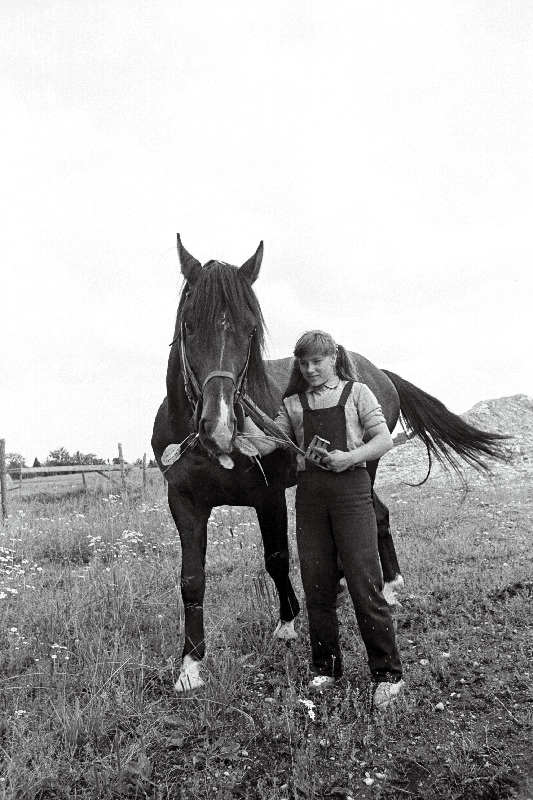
xmin=308 ymin=675 xmax=337 ymax=692
xmin=372 ymin=679 xmax=405 ymax=710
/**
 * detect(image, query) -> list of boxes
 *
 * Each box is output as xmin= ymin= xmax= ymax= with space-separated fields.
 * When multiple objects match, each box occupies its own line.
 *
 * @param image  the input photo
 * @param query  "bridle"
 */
xmin=174 ymin=321 xmax=256 ymax=421
xmin=169 ymin=313 xmax=320 ymax=469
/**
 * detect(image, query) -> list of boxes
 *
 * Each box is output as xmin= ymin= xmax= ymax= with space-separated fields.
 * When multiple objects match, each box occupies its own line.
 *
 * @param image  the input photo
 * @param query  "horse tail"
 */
xmin=382 ymin=369 xmax=511 ymax=484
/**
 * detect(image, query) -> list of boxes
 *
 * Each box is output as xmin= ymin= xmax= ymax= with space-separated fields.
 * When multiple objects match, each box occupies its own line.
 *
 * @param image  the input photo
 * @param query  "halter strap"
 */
xmin=175 ymin=322 xmax=256 ymax=415
xmin=202 ymin=371 xmax=236 ymax=391
xmin=179 ymin=324 xmax=201 ymax=405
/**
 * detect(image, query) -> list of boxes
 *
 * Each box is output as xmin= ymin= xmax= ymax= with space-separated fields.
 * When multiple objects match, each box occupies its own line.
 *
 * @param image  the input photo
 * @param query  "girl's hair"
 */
xmin=282 ymin=330 xmax=358 ymax=398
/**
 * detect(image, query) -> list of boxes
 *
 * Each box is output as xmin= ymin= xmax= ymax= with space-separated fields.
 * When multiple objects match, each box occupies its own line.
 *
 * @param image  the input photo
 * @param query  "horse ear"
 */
xmin=177 ymin=234 xmax=202 ymax=285
xmin=239 ymin=241 xmax=264 ymax=284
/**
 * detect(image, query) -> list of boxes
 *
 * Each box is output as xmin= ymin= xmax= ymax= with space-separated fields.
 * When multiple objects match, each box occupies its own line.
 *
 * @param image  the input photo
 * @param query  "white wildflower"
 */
xmin=298 ymin=698 xmax=316 ymax=721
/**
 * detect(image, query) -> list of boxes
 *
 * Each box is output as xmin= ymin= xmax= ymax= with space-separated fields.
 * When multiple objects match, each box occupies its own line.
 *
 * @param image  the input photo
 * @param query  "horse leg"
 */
xmin=167 ymin=485 xmax=211 ymax=692
xmin=373 ymin=491 xmax=404 ymax=604
xmin=366 ymin=460 xmax=404 ymax=605
xmin=255 ymin=489 xmax=300 ymax=640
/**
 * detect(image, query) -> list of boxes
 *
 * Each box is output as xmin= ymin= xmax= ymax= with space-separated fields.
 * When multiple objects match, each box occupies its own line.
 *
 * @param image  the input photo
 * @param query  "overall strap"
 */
xmin=298 ymin=392 xmax=311 ymax=411
xmin=338 ymin=380 xmax=354 ymax=407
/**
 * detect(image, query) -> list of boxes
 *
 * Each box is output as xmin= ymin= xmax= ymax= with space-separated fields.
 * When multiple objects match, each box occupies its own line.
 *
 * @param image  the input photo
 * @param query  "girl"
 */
xmin=272 ymin=330 xmax=404 ymax=710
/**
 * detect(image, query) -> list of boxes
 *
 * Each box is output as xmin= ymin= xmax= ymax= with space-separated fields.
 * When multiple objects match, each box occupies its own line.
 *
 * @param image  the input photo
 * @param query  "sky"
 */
xmin=1 ymin=1 xmax=532 ymax=464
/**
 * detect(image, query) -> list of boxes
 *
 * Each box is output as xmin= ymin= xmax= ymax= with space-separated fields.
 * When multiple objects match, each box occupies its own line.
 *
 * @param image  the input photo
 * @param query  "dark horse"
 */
xmin=152 ymin=236 xmax=507 ymax=691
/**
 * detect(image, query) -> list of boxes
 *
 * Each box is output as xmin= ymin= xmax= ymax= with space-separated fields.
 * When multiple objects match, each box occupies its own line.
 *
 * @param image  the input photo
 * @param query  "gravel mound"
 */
xmin=376 ymin=394 xmax=533 ymax=488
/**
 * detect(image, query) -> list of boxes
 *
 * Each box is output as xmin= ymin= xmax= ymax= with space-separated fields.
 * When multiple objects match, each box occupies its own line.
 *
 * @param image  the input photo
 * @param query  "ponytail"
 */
xmin=282 ymin=342 xmax=358 ymax=399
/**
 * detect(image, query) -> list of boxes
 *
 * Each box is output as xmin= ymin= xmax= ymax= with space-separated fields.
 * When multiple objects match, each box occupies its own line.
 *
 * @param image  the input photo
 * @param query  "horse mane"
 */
xmin=282 ymin=344 xmax=358 ymax=398
xmin=174 ymin=261 xmax=272 ymax=406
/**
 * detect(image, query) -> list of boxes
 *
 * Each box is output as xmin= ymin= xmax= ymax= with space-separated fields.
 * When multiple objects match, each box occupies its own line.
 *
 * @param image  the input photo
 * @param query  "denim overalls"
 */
xmin=295 ymin=382 xmax=402 ymax=682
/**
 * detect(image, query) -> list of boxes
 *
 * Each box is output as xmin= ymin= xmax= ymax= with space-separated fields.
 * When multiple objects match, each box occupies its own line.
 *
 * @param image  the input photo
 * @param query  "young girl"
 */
xmin=272 ymin=330 xmax=404 ymax=710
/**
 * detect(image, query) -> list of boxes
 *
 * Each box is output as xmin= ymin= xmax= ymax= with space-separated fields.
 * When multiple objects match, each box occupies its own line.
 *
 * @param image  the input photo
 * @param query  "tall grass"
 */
xmin=1 ymin=471 xmax=532 ymax=799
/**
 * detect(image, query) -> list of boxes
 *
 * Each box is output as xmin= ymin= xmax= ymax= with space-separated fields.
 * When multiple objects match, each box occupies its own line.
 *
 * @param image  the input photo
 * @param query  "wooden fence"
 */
xmin=0 ymin=440 xmax=149 ymax=524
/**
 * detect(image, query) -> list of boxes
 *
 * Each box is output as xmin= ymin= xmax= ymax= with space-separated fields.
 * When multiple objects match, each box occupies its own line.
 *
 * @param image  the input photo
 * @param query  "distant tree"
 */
xmin=46 ymin=447 xmax=77 ymax=466
xmin=33 ymin=458 xmax=41 ymax=468
xmin=77 ymin=453 xmax=106 ymax=465
xmin=6 ymin=452 xmax=26 ymax=471
xmin=131 ymin=457 xmax=157 ymax=467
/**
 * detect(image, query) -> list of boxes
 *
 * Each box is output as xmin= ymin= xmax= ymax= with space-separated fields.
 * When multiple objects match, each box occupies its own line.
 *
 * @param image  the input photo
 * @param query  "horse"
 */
xmin=151 ymin=236 xmax=508 ymax=692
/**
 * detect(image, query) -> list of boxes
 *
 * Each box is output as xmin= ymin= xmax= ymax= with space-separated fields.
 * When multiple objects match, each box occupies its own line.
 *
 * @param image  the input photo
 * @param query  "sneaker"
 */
xmin=372 ymin=679 xmax=405 ymax=710
xmin=308 ymin=675 xmax=337 ymax=692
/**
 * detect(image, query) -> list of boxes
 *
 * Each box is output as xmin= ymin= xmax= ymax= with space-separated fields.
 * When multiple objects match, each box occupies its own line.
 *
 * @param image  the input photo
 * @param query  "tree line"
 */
xmin=5 ymin=449 xmax=156 ymax=472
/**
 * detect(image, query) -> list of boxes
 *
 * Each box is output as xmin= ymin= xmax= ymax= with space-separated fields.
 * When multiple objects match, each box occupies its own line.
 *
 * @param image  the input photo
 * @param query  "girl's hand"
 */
xmin=313 ymin=448 xmax=356 ymax=472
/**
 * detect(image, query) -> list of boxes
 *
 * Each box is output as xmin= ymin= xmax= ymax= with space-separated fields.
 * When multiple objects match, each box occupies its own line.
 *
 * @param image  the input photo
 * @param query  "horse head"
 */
xmin=174 ymin=234 xmax=265 ymax=456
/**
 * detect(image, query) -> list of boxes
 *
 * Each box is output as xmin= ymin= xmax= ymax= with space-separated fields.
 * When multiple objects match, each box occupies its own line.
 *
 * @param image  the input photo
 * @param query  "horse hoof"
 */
xmin=383 ymin=575 xmax=405 ymax=607
xmin=273 ymin=620 xmax=298 ymax=640
xmin=336 ymin=578 xmax=348 ymax=608
xmin=174 ymin=655 xmax=205 ymax=692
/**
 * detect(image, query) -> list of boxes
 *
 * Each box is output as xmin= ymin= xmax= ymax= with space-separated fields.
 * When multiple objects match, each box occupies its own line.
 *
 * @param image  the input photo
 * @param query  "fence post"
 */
xmin=18 ymin=455 xmax=23 ymax=492
xmin=0 ymin=439 xmax=7 ymax=524
xmin=118 ymin=443 xmax=127 ymax=494
xmin=142 ymin=453 xmax=147 ymax=495
xmin=77 ymin=452 xmax=87 ymax=489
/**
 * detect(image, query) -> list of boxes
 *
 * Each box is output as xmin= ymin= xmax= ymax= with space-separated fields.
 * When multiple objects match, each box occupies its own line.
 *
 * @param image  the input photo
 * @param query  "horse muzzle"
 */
xmin=198 ymin=374 xmax=238 ymax=454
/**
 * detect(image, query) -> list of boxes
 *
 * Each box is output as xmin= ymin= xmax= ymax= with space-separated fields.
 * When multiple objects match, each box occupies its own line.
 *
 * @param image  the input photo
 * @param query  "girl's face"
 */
xmin=298 ymin=350 xmax=337 ymax=388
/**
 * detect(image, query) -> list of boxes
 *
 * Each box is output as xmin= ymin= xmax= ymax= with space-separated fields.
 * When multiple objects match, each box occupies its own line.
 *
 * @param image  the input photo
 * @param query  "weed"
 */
xmin=0 ymin=474 xmax=532 ymax=798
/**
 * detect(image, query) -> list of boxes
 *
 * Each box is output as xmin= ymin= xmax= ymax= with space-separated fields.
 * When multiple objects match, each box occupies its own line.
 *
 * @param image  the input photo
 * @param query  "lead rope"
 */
xmin=240 ymin=394 xmax=329 ymax=469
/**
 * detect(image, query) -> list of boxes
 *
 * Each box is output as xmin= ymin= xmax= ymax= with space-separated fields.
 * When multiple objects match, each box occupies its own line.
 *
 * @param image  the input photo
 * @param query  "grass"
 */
xmin=0 ymin=468 xmax=532 ymax=799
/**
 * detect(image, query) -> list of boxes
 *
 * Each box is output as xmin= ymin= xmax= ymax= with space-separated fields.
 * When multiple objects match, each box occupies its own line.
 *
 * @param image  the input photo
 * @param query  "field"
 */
xmin=1 ymin=464 xmax=532 ymax=799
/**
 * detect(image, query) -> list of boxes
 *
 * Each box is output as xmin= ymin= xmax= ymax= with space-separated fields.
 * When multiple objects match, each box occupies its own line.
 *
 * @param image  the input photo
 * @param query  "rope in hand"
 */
xmin=240 ymin=395 xmax=328 ymax=469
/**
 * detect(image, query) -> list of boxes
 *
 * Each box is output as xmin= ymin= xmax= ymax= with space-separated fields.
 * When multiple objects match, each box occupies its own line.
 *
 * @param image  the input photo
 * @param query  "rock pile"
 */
xmin=377 ymin=394 xmax=533 ymax=488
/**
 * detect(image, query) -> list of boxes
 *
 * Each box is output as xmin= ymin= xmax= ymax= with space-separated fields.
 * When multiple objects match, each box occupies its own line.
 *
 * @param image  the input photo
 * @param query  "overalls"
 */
xmin=295 ymin=382 xmax=402 ymax=681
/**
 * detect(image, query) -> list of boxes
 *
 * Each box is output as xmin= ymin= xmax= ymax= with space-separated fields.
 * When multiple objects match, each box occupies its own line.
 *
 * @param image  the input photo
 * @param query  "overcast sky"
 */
xmin=2 ymin=1 xmax=532 ymax=464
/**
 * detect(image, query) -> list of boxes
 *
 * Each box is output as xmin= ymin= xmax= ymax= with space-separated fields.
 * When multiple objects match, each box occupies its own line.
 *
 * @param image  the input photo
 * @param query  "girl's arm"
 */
xmin=242 ymin=400 xmax=295 ymax=455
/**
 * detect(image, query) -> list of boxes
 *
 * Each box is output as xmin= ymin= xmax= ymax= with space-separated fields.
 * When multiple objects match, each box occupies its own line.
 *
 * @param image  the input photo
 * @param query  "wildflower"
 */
xmin=298 ymin=698 xmax=316 ymax=721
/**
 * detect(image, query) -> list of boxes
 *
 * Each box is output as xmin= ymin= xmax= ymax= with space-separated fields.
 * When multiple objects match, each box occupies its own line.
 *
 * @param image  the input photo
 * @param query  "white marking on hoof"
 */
xmin=273 ymin=620 xmax=297 ymax=640
xmin=174 ymin=654 xmax=205 ymax=692
xmin=336 ymin=577 xmax=348 ymax=608
xmin=383 ymin=575 xmax=405 ymax=607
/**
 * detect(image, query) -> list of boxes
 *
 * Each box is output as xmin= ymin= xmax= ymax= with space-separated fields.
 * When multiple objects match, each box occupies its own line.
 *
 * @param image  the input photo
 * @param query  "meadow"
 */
xmin=1 ymin=466 xmax=532 ymax=799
